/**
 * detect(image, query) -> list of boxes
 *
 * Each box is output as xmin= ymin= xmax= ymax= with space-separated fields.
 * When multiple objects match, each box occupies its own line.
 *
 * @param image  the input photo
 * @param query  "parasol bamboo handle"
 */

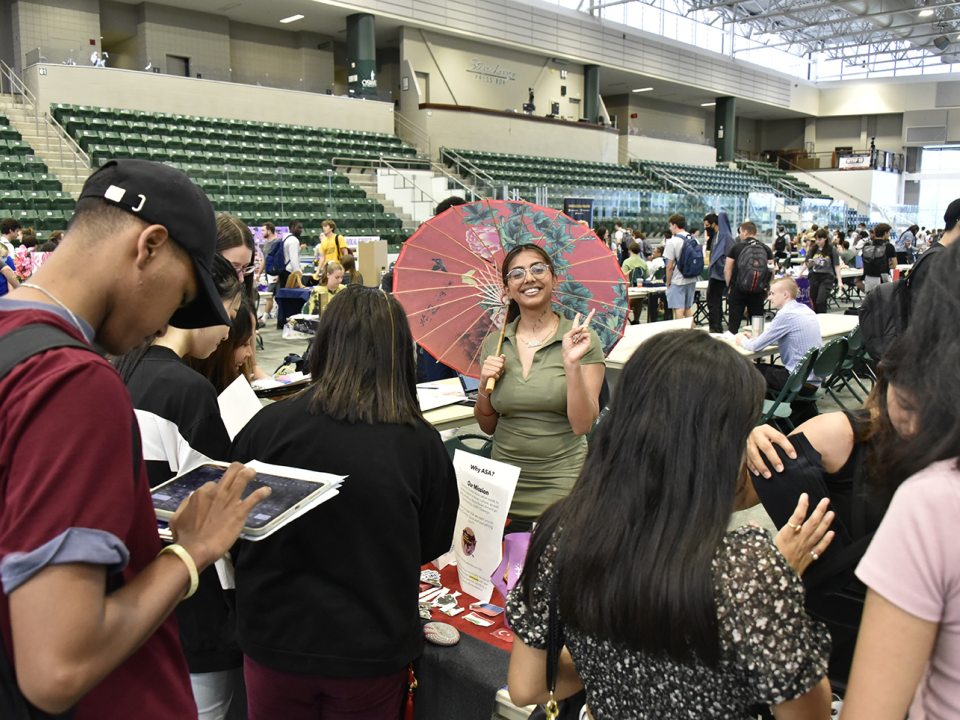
xmin=485 ymin=309 xmax=509 ymax=394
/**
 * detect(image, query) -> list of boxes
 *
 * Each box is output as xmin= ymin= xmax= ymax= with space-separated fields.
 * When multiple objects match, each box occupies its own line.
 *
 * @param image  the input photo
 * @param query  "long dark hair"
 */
xmin=185 ymin=295 xmax=256 ymax=393
xmin=867 ymin=240 xmax=960 ymax=495
xmin=501 ymin=243 xmax=554 ymax=323
xmin=812 ymin=228 xmax=833 ymax=256
xmin=114 ymin=253 xmax=241 ymax=383
xmin=521 ymin=330 xmax=765 ymax=667
xmin=308 ymin=285 xmax=423 ymax=425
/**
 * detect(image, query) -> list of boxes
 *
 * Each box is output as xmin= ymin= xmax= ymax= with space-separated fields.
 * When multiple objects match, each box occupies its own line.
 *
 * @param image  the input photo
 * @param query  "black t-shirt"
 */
xmin=124 ymin=345 xmax=238 ymax=674
xmin=229 ymin=391 xmax=459 ymax=676
xmin=807 ymin=247 xmax=840 ymax=276
xmin=861 ymin=241 xmax=896 ymax=277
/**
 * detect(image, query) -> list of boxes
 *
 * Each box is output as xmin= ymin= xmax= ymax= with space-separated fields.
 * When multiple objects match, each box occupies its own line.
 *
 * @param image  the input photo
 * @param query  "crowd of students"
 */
xmin=0 ymin=159 xmax=958 ymax=720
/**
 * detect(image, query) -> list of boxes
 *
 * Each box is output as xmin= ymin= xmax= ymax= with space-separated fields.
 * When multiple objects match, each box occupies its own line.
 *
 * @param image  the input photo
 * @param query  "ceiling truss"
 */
xmin=582 ymin=0 xmax=960 ymax=69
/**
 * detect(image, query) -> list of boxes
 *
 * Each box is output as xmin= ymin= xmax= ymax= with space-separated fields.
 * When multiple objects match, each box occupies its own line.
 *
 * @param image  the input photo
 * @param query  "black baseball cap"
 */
xmin=944 ymin=198 xmax=960 ymax=232
xmin=79 ymin=159 xmax=230 ymax=328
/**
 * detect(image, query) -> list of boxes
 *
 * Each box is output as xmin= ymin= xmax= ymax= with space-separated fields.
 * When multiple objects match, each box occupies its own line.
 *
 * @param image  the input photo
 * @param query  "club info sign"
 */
xmin=563 ymin=198 xmax=594 ymax=227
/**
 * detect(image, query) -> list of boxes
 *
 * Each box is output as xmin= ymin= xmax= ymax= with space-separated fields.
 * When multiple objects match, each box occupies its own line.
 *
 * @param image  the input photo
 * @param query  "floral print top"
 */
xmin=506 ymin=525 xmax=830 ymax=719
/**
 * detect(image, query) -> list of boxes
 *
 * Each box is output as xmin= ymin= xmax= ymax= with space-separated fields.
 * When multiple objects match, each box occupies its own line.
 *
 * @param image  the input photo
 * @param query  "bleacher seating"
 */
xmin=441 ymin=148 xmax=661 ymax=194
xmin=633 ymin=160 xmax=782 ymax=197
xmin=735 ymin=158 xmax=832 ymax=202
xmin=0 ymin=114 xmax=73 ymax=233
xmin=51 ymin=103 xmax=415 ymax=242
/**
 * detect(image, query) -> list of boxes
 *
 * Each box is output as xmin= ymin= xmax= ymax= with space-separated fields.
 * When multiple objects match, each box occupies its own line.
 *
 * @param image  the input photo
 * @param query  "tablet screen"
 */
xmin=152 ymin=464 xmax=327 ymax=529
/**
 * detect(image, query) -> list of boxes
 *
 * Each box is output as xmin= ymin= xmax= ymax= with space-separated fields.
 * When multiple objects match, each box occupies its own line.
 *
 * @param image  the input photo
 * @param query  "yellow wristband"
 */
xmin=159 ymin=543 xmax=199 ymax=600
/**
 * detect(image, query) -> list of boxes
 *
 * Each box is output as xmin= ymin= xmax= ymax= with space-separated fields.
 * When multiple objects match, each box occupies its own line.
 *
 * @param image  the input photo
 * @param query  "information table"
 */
xmin=416 ymin=563 xmax=515 ymax=720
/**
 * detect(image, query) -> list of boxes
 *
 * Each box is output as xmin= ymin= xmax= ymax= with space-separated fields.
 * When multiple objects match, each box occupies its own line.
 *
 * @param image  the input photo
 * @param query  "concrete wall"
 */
xmin=0 ymin=0 xmax=15 ymax=70
xmin=415 ymin=106 xmax=619 ymax=163
xmin=11 ymin=0 xmax=101 ymax=71
xmin=139 ymin=2 xmax=229 ymax=81
xmin=809 ymin=114 xmax=904 ymax=154
xmin=399 ymin=27 xmax=585 ymax=120
xmin=758 ymin=118 xmax=806 ymax=152
xmin=24 ymin=63 xmax=395 ymax=134
xmin=611 ymin=94 xmax=709 ymax=145
xmin=791 ymin=168 xmax=903 ymax=214
xmin=621 ymin=135 xmax=715 ymax=166
xmin=229 ymin=22 xmax=334 ymax=94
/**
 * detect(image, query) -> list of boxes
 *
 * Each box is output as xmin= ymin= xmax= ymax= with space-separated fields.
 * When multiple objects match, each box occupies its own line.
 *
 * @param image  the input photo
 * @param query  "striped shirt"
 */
xmin=742 ymin=300 xmax=822 ymax=377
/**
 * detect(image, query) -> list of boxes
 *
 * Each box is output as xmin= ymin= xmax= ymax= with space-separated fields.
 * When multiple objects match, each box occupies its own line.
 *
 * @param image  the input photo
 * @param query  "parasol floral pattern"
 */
xmin=392 ymin=199 xmax=628 ymax=378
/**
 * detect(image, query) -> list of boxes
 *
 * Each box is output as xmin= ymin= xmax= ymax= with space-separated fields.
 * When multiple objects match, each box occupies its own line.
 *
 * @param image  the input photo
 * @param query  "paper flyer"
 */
xmin=451 ymin=449 xmax=520 ymax=603
xmin=218 ymin=374 xmax=263 ymax=440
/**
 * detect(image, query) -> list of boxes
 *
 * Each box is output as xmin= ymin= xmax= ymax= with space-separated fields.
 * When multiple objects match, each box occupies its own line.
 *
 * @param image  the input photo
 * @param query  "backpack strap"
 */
xmin=898 ymin=243 xmax=943 ymax=324
xmin=0 ymin=324 xmax=94 ymax=380
xmin=0 ymin=324 xmax=92 ymax=719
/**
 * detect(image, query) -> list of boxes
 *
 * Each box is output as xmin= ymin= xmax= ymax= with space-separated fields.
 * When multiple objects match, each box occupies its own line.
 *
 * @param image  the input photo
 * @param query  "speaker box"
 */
xmin=933 ymin=35 xmax=950 ymax=51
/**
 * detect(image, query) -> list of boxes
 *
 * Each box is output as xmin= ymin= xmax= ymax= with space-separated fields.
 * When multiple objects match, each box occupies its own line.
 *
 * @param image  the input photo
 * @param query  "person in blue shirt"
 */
xmin=736 ymin=276 xmax=822 ymax=422
xmin=0 ymin=246 xmax=18 ymax=296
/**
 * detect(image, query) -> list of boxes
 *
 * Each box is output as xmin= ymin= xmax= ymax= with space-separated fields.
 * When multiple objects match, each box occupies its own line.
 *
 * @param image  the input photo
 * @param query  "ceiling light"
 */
xmin=632 ymin=87 xmax=654 ymax=92
xmin=280 ymin=14 xmax=305 ymax=23
xmin=919 ymin=8 xmax=934 ymax=16
xmin=701 ymin=101 xmax=716 ymax=107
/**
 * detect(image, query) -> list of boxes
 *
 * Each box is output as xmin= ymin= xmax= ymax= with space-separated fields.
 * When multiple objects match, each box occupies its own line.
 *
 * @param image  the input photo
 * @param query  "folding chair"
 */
xmin=756 ymin=346 xmax=819 ymax=432
xmin=793 ymin=337 xmax=849 ymax=411
xmin=834 ymin=326 xmax=875 ymax=400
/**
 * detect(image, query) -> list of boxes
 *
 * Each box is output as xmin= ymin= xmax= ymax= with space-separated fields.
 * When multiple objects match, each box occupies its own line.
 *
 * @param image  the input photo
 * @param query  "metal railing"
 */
xmin=0 ymin=59 xmax=90 ymax=183
xmin=394 ymin=113 xmax=431 ymax=158
xmin=428 ymin=160 xmax=485 ymax=202
xmin=776 ymin=154 xmax=874 ymax=216
xmin=438 ymin=147 xmax=498 ymax=195
xmin=627 ymin=153 xmax=697 ymax=196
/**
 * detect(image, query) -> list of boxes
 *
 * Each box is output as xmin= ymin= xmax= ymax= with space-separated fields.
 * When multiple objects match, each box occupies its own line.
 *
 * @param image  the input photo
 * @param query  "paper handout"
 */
xmin=218 ymin=375 xmax=263 ymax=440
xmin=450 ymin=449 xmax=520 ymax=603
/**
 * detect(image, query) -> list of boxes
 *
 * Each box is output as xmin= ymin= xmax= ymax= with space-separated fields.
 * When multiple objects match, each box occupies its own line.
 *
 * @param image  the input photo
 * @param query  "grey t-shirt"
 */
xmin=664 ymin=234 xmax=698 ymax=286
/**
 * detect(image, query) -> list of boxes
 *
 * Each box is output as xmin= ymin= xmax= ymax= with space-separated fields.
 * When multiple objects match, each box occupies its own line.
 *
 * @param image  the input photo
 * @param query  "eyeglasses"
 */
xmin=233 ymin=263 xmax=256 ymax=278
xmin=506 ymin=262 xmax=550 ymax=283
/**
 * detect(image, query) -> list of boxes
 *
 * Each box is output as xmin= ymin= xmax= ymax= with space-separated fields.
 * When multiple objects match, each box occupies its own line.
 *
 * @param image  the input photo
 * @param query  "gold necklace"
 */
xmin=518 ymin=316 xmax=557 ymax=348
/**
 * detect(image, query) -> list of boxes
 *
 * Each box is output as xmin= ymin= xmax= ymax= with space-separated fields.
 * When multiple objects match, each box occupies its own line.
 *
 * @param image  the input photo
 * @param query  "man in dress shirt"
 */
xmin=736 ymin=276 xmax=822 ymax=421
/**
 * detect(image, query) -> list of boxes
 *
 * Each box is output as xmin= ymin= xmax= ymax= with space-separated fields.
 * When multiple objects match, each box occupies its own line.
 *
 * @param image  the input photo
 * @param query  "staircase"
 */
xmin=0 ymin=99 xmax=90 ymax=195
xmin=0 ymin=60 xmax=89 ymax=196
xmin=344 ymin=169 xmax=418 ymax=232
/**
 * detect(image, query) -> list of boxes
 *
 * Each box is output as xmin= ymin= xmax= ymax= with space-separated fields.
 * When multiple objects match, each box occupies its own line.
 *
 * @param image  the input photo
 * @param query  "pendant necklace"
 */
xmin=521 ymin=316 xmax=557 ymax=348
xmin=20 ymin=282 xmax=85 ymax=337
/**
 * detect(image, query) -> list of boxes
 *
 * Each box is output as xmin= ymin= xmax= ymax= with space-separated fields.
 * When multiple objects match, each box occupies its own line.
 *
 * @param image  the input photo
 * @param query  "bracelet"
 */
xmin=477 ymin=390 xmax=490 ymax=399
xmin=159 ymin=543 xmax=199 ymax=600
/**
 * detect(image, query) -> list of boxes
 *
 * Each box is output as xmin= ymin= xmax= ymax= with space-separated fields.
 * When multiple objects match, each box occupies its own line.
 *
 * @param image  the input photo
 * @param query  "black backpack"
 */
xmin=860 ymin=244 xmax=943 ymax=360
xmin=861 ymin=242 xmax=887 ymax=275
xmin=734 ymin=240 xmax=771 ymax=293
xmin=774 ymin=235 xmax=787 ymax=253
xmin=0 ymin=325 xmax=92 ymax=720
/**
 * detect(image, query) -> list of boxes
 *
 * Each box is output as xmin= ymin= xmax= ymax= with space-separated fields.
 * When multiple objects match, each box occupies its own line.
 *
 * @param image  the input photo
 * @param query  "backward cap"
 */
xmin=79 ymin=159 xmax=228 ymax=328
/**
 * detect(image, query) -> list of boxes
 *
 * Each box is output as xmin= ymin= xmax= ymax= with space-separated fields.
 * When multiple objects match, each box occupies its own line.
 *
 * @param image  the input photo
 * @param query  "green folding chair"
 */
xmin=757 ymin=346 xmax=819 ymax=432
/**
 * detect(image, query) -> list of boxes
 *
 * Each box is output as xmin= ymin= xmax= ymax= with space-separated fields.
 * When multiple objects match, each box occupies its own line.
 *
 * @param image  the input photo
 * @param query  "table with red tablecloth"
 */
xmin=414 ymin=563 xmax=515 ymax=720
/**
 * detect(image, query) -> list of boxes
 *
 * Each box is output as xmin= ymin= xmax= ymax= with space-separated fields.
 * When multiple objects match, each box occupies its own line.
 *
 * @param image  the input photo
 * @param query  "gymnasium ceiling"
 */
xmin=579 ymin=0 xmax=960 ymax=67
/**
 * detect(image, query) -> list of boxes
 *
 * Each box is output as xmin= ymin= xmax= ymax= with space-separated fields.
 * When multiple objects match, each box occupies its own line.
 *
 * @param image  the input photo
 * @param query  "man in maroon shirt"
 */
xmin=0 ymin=159 xmax=270 ymax=718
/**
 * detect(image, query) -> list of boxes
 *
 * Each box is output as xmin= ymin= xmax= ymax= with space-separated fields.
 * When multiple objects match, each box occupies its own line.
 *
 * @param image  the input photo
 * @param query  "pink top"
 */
xmin=856 ymin=458 xmax=960 ymax=720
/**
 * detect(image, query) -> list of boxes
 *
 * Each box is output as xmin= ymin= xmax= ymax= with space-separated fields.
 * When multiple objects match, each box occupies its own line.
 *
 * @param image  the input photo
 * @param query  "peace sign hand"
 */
xmin=562 ymin=310 xmax=596 ymax=368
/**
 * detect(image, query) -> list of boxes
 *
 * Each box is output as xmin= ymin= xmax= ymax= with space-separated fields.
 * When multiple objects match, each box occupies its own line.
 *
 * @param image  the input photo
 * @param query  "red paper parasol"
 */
xmin=392 ymin=199 xmax=628 ymax=378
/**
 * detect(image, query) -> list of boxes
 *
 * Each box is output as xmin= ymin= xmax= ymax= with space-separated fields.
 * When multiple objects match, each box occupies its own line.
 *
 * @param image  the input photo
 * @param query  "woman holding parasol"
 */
xmin=475 ymin=243 xmax=605 ymax=529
